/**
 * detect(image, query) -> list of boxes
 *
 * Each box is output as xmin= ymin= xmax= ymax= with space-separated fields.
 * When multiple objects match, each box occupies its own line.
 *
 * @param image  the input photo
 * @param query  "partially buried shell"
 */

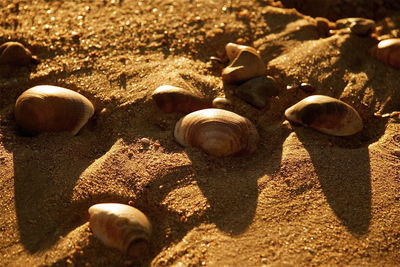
xmin=152 ymin=85 xmax=212 ymax=113
xmin=369 ymin=38 xmax=400 ymax=68
xmin=222 ymin=43 xmax=266 ymax=85
xmin=88 ymin=203 xmax=152 ymax=258
xmin=285 ymin=95 xmax=363 ymax=136
xmin=0 ymin=41 xmax=40 ymax=66
xmin=174 ymin=108 xmax=259 ymax=157
xmin=14 ymin=85 xmax=94 ymax=135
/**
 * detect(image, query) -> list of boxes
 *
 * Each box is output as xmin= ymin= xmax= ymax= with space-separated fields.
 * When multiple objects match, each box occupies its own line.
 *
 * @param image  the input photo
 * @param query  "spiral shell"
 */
xmin=284 ymin=95 xmax=363 ymax=136
xmin=14 ymin=85 xmax=94 ymax=135
xmin=0 ymin=41 xmax=39 ymax=66
xmin=88 ymin=203 xmax=152 ymax=257
xmin=222 ymin=43 xmax=266 ymax=85
xmin=369 ymin=38 xmax=400 ymax=68
xmin=174 ymin=108 xmax=259 ymax=157
xmin=235 ymin=76 xmax=279 ymax=109
xmin=152 ymin=85 xmax=212 ymax=113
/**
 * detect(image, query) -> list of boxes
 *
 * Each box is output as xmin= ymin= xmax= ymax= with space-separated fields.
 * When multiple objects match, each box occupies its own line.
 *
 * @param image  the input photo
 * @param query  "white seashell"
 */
xmin=284 ymin=95 xmax=363 ymax=136
xmin=174 ymin=108 xmax=259 ymax=157
xmin=14 ymin=85 xmax=94 ymax=135
xmin=88 ymin=203 xmax=152 ymax=257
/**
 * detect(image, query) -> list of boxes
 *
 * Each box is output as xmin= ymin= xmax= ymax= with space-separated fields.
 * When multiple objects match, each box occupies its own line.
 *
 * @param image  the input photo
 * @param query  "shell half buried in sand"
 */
xmin=14 ymin=85 xmax=94 ymax=135
xmin=174 ymin=108 xmax=259 ymax=157
xmin=369 ymin=38 xmax=400 ymax=68
xmin=284 ymin=95 xmax=363 ymax=136
xmin=152 ymin=85 xmax=212 ymax=114
xmin=88 ymin=203 xmax=152 ymax=258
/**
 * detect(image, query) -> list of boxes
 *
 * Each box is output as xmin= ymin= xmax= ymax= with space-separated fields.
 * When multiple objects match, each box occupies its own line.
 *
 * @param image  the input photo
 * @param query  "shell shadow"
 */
xmin=1 ymin=127 xmax=116 ymax=253
xmin=293 ymin=127 xmax=371 ymax=235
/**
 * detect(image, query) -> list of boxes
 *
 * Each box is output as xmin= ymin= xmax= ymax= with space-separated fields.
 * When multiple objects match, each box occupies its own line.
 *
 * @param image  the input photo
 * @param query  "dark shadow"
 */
xmin=293 ymin=127 xmax=371 ymax=235
xmin=2 ymin=129 xmax=116 ymax=253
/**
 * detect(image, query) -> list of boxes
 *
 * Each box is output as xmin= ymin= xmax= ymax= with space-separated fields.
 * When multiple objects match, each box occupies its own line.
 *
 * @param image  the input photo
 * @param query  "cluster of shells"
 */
xmin=3 ymin=16 xmax=399 ymax=258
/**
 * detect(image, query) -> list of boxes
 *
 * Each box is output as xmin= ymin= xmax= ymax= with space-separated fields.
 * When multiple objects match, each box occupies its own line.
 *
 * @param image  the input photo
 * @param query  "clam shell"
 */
xmin=369 ymin=38 xmax=400 ymax=68
xmin=174 ymin=108 xmax=259 ymax=157
xmin=14 ymin=85 xmax=94 ymax=135
xmin=152 ymin=85 xmax=212 ymax=113
xmin=285 ymin=95 xmax=363 ymax=136
xmin=88 ymin=203 xmax=152 ymax=257
xmin=0 ymin=41 xmax=39 ymax=66
xmin=222 ymin=44 xmax=266 ymax=85
xmin=235 ymin=76 xmax=279 ymax=109
xmin=212 ymin=97 xmax=232 ymax=110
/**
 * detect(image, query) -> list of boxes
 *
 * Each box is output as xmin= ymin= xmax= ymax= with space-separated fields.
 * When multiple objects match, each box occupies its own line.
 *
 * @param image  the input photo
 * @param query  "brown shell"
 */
xmin=222 ymin=44 xmax=266 ymax=85
xmin=369 ymin=38 xmax=400 ymax=68
xmin=152 ymin=85 xmax=212 ymax=114
xmin=284 ymin=95 xmax=363 ymax=136
xmin=88 ymin=203 xmax=152 ymax=257
xmin=14 ymin=85 xmax=94 ymax=135
xmin=0 ymin=41 xmax=39 ymax=66
xmin=174 ymin=108 xmax=259 ymax=157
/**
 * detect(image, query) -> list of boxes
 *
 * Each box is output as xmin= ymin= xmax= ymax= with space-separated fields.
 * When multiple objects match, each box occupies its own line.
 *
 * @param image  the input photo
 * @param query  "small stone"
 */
xmin=212 ymin=97 xmax=232 ymax=110
xmin=336 ymin=17 xmax=376 ymax=35
xmin=235 ymin=76 xmax=279 ymax=109
xmin=222 ymin=44 xmax=265 ymax=85
xmin=299 ymin=82 xmax=315 ymax=93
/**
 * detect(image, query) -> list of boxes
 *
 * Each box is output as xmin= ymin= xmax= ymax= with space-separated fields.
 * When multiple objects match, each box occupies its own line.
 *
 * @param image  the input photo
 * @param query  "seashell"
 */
xmin=0 ymin=41 xmax=40 ymax=66
xmin=225 ymin=42 xmax=259 ymax=61
xmin=235 ymin=76 xmax=279 ymax=109
xmin=152 ymin=85 xmax=212 ymax=113
xmin=335 ymin=18 xmax=375 ymax=35
xmin=369 ymin=38 xmax=400 ymax=68
xmin=212 ymin=97 xmax=232 ymax=110
xmin=14 ymin=85 xmax=94 ymax=135
xmin=174 ymin=108 xmax=259 ymax=157
xmin=222 ymin=43 xmax=266 ymax=85
xmin=285 ymin=95 xmax=363 ymax=136
xmin=88 ymin=203 xmax=152 ymax=258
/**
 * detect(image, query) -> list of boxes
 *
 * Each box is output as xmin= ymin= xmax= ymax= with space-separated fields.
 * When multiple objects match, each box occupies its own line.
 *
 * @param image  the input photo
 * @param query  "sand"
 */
xmin=0 ymin=0 xmax=399 ymax=266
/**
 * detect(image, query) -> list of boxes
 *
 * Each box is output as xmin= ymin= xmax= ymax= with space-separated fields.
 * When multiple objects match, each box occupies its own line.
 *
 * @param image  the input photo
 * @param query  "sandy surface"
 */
xmin=0 ymin=1 xmax=399 ymax=266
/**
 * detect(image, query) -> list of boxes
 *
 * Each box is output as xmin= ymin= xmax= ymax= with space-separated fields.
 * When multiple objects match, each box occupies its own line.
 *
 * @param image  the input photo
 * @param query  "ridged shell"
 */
xmin=222 ymin=44 xmax=266 ymax=85
xmin=152 ymin=85 xmax=212 ymax=113
xmin=284 ymin=95 xmax=363 ymax=136
xmin=0 ymin=41 xmax=39 ymax=66
xmin=174 ymin=108 xmax=259 ymax=157
xmin=235 ymin=76 xmax=279 ymax=109
xmin=369 ymin=38 xmax=400 ymax=68
xmin=14 ymin=85 xmax=94 ymax=135
xmin=88 ymin=203 xmax=152 ymax=257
